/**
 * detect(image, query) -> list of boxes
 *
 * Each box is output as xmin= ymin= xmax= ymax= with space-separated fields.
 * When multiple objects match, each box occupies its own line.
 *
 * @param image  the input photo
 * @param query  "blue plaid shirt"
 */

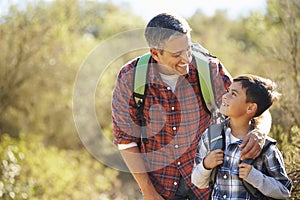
xmin=192 ymin=124 xmax=292 ymax=199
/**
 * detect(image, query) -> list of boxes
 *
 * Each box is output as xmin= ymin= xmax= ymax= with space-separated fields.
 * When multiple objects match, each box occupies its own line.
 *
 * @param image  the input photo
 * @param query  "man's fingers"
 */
xmin=241 ymin=137 xmax=262 ymax=160
xmin=240 ymin=134 xmax=262 ymax=160
xmin=208 ymin=58 xmax=219 ymax=68
xmin=239 ymin=134 xmax=250 ymax=148
xmin=241 ymin=148 xmax=260 ymax=160
xmin=240 ymin=135 xmax=252 ymax=155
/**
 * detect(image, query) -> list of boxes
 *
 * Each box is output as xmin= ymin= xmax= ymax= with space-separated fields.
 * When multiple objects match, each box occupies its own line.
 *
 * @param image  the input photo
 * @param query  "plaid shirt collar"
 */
xmin=147 ymin=56 xmax=192 ymax=84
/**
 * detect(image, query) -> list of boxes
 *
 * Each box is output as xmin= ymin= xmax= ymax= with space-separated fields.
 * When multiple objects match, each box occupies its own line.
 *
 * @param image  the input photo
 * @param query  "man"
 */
xmin=112 ymin=13 xmax=270 ymax=200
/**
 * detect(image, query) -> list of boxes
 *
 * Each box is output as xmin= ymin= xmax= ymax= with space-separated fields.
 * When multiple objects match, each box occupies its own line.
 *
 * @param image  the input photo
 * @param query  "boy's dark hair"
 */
xmin=233 ymin=74 xmax=281 ymax=117
xmin=144 ymin=13 xmax=192 ymax=50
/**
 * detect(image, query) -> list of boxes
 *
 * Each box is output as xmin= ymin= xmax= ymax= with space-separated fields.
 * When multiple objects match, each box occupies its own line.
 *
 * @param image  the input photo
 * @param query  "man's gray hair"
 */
xmin=144 ymin=13 xmax=192 ymax=50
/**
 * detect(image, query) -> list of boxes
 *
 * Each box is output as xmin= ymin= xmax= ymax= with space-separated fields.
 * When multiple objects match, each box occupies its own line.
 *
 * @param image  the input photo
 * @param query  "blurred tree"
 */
xmin=263 ymin=1 xmax=300 ymax=197
xmin=264 ymin=0 xmax=300 ymax=129
xmin=1 ymin=0 xmax=299 ymax=198
xmin=0 ymin=0 xmax=144 ymax=148
xmin=189 ymin=10 xmax=266 ymax=76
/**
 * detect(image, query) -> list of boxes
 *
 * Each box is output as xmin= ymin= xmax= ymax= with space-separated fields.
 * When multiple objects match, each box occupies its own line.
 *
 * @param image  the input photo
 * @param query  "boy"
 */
xmin=191 ymin=74 xmax=292 ymax=199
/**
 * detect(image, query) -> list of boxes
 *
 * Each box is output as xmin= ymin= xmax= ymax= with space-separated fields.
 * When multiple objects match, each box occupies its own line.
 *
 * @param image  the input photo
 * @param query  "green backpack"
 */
xmin=133 ymin=43 xmax=220 ymax=144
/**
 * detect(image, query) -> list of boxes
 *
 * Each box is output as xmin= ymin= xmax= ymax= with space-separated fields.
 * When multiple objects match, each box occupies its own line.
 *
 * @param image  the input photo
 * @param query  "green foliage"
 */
xmin=0 ymin=133 xmax=118 ymax=199
xmin=270 ymin=125 xmax=300 ymax=199
xmin=0 ymin=140 xmax=29 ymax=199
xmin=189 ymin=10 xmax=266 ymax=76
xmin=0 ymin=0 xmax=144 ymax=148
xmin=265 ymin=0 xmax=300 ymax=129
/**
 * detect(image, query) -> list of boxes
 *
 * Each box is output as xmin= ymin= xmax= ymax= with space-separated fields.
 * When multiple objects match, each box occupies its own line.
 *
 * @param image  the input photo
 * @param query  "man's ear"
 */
xmin=247 ymin=103 xmax=257 ymax=116
xmin=150 ymin=48 xmax=160 ymax=61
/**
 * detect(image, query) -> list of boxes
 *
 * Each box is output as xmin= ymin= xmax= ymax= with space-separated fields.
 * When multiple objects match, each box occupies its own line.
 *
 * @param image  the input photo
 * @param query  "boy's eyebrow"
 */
xmin=229 ymin=88 xmax=239 ymax=94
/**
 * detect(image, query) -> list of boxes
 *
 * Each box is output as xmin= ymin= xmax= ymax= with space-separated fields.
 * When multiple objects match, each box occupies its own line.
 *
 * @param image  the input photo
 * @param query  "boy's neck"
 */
xmin=229 ymin=118 xmax=252 ymax=139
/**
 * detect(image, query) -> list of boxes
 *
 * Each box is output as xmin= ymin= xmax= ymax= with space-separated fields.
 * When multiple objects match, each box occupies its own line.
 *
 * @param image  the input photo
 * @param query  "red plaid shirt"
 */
xmin=112 ymin=55 xmax=231 ymax=199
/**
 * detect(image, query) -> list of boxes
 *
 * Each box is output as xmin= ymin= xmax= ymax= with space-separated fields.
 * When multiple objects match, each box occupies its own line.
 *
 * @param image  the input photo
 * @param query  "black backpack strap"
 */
xmin=133 ymin=53 xmax=151 ymax=146
xmin=208 ymin=122 xmax=226 ymax=151
xmin=208 ymin=122 xmax=226 ymax=191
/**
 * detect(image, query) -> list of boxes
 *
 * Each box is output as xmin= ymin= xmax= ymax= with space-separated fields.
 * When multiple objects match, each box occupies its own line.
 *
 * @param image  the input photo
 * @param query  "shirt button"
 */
xmin=167 ymin=86 xmax=171 ymax=90
xmin=171 ymin=106 xmax=175 ymax=110
xmin=177 ymin=162 xmax=181 ymax=165
xmin=223 ymin=194 xmax=227 ymax=199
xmin=174 ymin=145 xmax=179 ymax=149
xmin=223 ymin=174 xmax=227 ymax=179
xmin=173 ymin=127 xmax=177 ymax=131
xmin=174 ymin=182 xmax=178 ymax=186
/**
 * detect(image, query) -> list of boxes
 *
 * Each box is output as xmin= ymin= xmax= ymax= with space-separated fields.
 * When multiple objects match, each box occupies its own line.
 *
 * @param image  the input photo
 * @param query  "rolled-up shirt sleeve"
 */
xmin=192 ymin=160 xmax=212 ymax=188
xmin=112 ymin=60 xmax=142 ymax=145
xmin=118 ymin=142 xmax=138 ymax=150
xmin=192 ymin=129 xmax=212 ymax=188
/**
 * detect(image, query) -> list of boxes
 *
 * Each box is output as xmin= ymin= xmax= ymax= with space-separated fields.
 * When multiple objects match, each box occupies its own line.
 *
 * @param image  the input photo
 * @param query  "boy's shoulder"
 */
xmin=264 ymin=136 xmax=277 ymax=151
xmin=241 ymin=136 xmax=277 ymax=166
xmin=265 ymin=136 xmax=276 ymax=143
xmin=248 ymin=136 xmax=278 ymax=166
xmin=252 ymin=136 xmax=277 ymax=160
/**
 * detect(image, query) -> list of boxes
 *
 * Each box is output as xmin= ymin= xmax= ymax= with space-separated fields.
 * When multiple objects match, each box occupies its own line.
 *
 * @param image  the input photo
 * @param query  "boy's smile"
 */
xmin=220 ymin=82 xmax=250 ymax=118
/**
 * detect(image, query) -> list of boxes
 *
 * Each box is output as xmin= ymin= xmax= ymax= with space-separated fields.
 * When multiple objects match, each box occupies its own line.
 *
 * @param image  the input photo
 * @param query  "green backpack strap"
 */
xmin=192 ymin=43 xmax=218 ymax=120
xmin=133 ymin=53 xmax=151 ymax=107
xmin=194 ymin=55 xmax=216 ymax=112
xmin=133 ymin=53 xmax=151 ymax=145
xmin=134 ymin=48 xmax=218 ymax=115
xmin=133 ymin=48 xmax=219 ymax=144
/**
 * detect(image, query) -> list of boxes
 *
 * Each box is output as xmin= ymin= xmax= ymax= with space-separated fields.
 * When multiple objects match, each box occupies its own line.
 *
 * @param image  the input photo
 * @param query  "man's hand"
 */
xmin=239 ymin=130 xmax=264 ymax=160
xmin=120 ymin=146 xmax=164 ymax=200
xmin=238 ymin=163 xmax=252 ymax=179
xmin=143 ymin=190 xmax=164 ymax=200
xmin=209 ymin=58 xmax=219 ymax=68
xmin=140 ymin=177 xmax=164 ymax=200
xmin=203 ymin=149 xmax=224 ymax=169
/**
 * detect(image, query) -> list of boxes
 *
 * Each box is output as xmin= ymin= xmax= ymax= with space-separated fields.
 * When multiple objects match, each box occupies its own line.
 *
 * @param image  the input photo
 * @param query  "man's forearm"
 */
xmin=120 ymin=146 xmax=157 ymax=195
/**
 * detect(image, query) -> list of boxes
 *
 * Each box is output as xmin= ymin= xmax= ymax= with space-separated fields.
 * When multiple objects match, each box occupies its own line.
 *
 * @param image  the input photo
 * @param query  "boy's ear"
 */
xmin=247 ymin=103 xmax=257 ymax=116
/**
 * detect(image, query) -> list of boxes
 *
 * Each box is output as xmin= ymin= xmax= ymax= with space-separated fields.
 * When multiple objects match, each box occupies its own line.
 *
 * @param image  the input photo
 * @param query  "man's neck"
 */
xmin=159 ymin=73 xmax=179 ymax=92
